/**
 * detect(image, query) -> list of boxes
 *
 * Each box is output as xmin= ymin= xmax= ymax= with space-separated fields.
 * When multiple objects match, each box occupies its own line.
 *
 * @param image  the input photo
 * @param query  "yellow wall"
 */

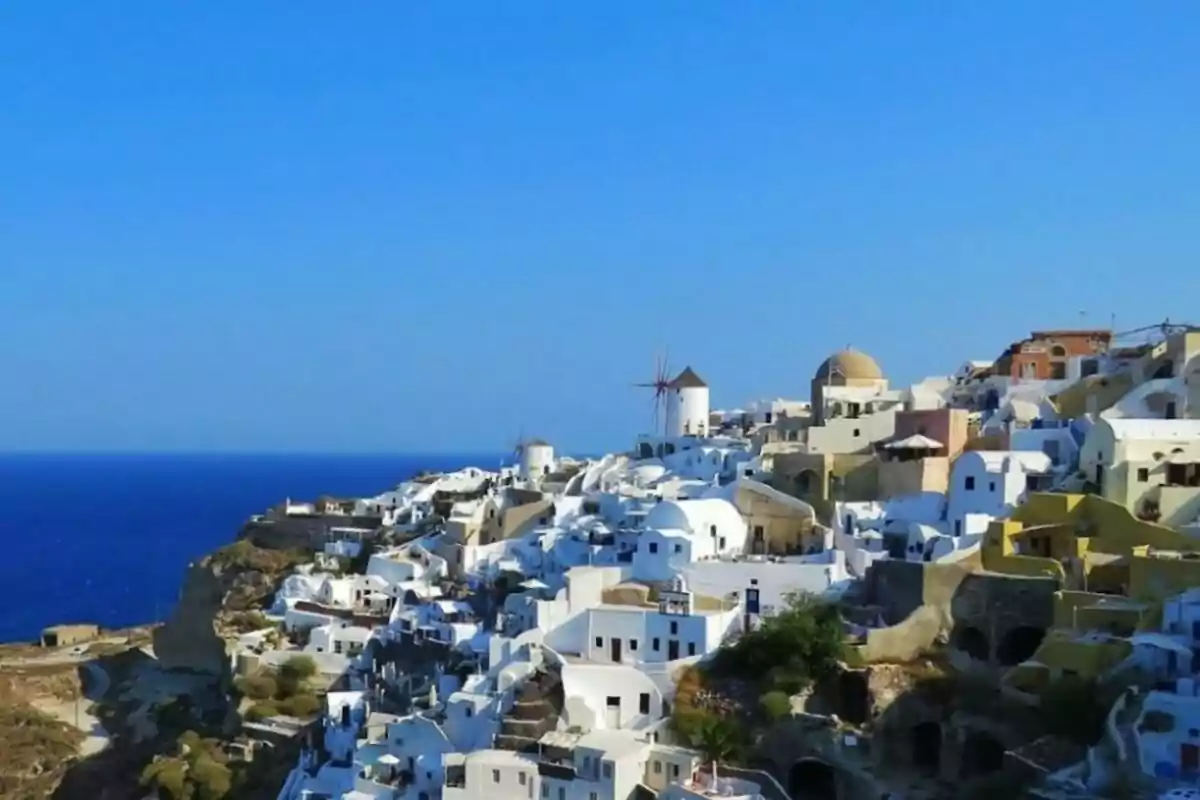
xmin=1053 ymin=591 xmax=1149 ymax=635
xmin=733 ymin=484 xmax=815 ymax=554
xmin=982 ymin=520 xmax=1066 ymax=580
xmin=1012 ymin=493 xmax=1199 ymax=555
xmin=1129 ymin=549 xmax=1200 ymax=600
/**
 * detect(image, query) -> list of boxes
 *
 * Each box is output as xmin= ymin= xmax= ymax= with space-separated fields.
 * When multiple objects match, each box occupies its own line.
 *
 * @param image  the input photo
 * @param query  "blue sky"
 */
xmin=2 ymin=2 xmax=1199 ymax=454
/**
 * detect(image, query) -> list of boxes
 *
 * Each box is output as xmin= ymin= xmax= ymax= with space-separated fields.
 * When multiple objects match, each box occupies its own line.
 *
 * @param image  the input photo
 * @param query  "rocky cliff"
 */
xmin=152 ymin=541 xmax=309 ymax=677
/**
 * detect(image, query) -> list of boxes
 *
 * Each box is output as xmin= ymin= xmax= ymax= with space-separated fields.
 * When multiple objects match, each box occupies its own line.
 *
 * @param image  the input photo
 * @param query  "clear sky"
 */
xmin=3 ymin=2 xmax=1199 ymax=454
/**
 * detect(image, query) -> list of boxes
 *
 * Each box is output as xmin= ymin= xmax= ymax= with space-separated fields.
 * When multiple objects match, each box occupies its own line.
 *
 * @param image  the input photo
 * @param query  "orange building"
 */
xmin=993 ymin=329 xmax=1112 ymax=381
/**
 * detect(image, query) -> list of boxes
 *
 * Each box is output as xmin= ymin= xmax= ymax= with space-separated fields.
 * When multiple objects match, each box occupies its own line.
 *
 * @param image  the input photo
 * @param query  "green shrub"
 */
xmin=759 ymin=690 xmax=792 ymax=721
xmin=189 ymin=754 xmax=233 ymax=800
xmin=234 ymin=673 xmax=277 ymax=701
xmin=711 ymin=592 xmax=842 ymax=691
xmin=245 ymin=702 xmax=280 ymax=721
xmin=140 ymin=758 xmax=189 ymax=800
xmin=279 ymin=693 xmax=321 ymax=718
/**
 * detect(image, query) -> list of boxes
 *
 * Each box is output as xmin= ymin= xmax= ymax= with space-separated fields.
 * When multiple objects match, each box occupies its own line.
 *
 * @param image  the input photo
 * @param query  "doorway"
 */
xmin=667 ymin=640 xmax=679 ymax=660
xmin=789 ymin=759 xmax=837 ymax=799
xmin=611 ymin=637 xmax=622 ymax=663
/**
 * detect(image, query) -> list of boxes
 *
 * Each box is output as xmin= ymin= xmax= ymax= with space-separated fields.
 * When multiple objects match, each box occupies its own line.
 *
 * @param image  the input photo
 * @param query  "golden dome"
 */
xmin=814 ymin=348 xmax=884 ymax=382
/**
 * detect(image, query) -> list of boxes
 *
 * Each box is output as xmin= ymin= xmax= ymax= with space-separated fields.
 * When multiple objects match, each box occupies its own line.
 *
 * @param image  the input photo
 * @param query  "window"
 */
xmin=670 ymin=621 xmax=678 ymax=635
xmin=988 ymin=481 xmax=996 ymax=492
xmin=465 ymin=707 xmax=472 ymax=717
xmin=493 ymin=770 xmax=501 ymax=784
xmin=1138 ymin=467 xmax=1150 ymax=482
xmin=853 ymin=428 xmax=861 ymax=437
xmin=649 ymin=542 xmax=658 ymax=554
xmin=595 ymin=636 xmax=603 ymax=648
xmin=640 ymin=693 xmax=651 ymax=714
xmin=954 ymin=520 xmax=962 ymax=537
xmin=719 ymin=537 xmax=726 ymax=549
xmin=654 ymin=760 xmax=663 ymax=774
xmin=590 ymin=794 xmax=598 ymax=800
xmin=558 ymin=789 xmax=565 ymax=800
xmin=710 ymin=525 xmax=717 ymax=537
xmin=630 ymin=639 xmax=638 ymax=651
xmin=674 ymin=544 xmax=682 ymax=553
xmin=519 ymin=773 xmax=527 ymax=786
xmin=688 ymin=642 xmax=697 ymax=656
xmin=542 ymin=785 xmax=550 ymax=798
xmin=1050 ymin=362 xmax=1067 ymax=380
xmin=671 ymin=764 xmax=680 ymax=778
xmin=965 ymin=476 xmax=976 ymax=490
xmin=607 ymin=696 xmax=620 ymax=707
xmin=602 ymin=762 xmax=612 ymax=780
xmin=652 ymin=637 xmax=661 ymax=651
xmin=753 ymin=525 xmax=764 ymax=540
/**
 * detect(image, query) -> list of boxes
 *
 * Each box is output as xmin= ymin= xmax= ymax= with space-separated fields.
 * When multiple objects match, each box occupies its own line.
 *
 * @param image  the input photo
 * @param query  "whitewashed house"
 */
xmin=945 ymin=451 xmax=1053 ymax=534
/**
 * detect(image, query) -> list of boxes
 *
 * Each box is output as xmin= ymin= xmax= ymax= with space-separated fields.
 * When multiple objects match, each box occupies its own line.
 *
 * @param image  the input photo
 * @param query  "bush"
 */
xmin=141 ymin=758 xmax=189 ymax=800
xmin=277 ymin=655 xmax=318 ymax=697
xmin=711 ymin=592 xmax=843 ymax=692
xmin=279 ymin=693 xmax=321 ymax=718
xmin=235 ymin=673 xmax=277 ymax=701
xmin=759 ymin=690 xmax=792 ymax=721
xmin=281 ymin=655 xmax=317 ymax=681
xmin=227 ymin=611 xmax=272 ymax=634
xmin=245 ymin=702 xmax=280 ymax=721
xmin=189 ymin=754 xmax=233 ymax=800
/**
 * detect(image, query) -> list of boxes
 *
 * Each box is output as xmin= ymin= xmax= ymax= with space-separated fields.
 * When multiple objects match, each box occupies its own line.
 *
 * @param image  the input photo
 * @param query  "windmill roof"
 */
xmin=524 ymin=438 xmax=551 ymax=447
xmin=669 ymin=366 xmax=707 ymax=389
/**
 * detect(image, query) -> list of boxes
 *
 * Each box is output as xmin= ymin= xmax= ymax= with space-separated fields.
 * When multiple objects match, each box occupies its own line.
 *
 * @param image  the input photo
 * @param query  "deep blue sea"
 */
xmin=0 ymin=453 xmax=497 ymax=643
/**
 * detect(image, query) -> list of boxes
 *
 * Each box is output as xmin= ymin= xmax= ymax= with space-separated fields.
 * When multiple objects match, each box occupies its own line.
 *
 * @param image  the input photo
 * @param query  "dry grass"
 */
xmin=0 ymin=702 xmax=85 ymax=799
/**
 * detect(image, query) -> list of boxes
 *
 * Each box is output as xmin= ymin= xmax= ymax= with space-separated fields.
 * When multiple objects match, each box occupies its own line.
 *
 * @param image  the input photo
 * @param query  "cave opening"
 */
xmin=911 ymin=721 xmax=942 ymax=774
xmin=997 ymin=626 xmax=1046 ymax=666
xmin=789 ymin=759 xmax=838 ymax=800
xmin=961 ymin=732 xmax=1006 ymax=778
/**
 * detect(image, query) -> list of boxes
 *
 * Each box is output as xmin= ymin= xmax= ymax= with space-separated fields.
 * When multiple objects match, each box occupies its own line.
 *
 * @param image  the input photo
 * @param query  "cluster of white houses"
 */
xmin=244 ymin=326 xmax=1200 ymax=800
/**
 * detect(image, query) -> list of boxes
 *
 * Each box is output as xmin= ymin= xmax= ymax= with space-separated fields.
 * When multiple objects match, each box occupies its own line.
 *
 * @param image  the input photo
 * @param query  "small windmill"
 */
xmin=509 ymin=427 xmax=527 ymax=465
xmin=634 ymin=350 xmax=672 ymax=437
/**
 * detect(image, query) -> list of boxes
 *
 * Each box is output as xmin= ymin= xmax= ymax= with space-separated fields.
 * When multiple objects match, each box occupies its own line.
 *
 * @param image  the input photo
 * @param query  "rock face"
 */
xmin=152 ymin=563 xmax=229 ymax=677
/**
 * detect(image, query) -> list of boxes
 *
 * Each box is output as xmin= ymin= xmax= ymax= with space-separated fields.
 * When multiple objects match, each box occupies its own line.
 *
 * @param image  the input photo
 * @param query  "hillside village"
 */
xmin=30 ymin=322 xmax=1200 ymax=800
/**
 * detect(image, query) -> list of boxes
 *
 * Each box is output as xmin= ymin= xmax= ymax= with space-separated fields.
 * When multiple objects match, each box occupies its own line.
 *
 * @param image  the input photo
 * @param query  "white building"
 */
xmin=521 ymin=439 xmax=557 ymax=481
xmin=632 ymin=499 xmax=748 ymax=582
xmin=665 ymin=367 xmax=710 ymax=439
xmin=945 ymin=451 xmax=1053 ymax=534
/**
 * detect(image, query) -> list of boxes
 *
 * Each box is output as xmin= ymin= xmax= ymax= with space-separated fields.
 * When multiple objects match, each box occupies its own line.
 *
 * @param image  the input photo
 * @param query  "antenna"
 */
xmin=633 ymin=348 xmax=672 ymax=437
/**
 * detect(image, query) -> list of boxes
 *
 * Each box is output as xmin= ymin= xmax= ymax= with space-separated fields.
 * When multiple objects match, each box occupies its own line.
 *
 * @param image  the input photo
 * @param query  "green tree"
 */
xmin=691 ymin=716 xmax=744 ymax=783
xmin=712 ymin=592 xmax=843 ymax=692
xmin=759 ymin=690 xmax=792 ymax=722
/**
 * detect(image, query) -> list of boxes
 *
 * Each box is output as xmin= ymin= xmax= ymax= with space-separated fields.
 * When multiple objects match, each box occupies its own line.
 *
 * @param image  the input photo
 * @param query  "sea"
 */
xmin=0 ymin=452 xmax=499 ymax=644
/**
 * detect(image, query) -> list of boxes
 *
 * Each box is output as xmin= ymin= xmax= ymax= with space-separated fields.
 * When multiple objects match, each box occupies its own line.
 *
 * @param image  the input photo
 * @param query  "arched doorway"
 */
xmin=911 ymin=721 xmax=942 ymax=774
xmin=997 ymin=626 xmax=1045 ymax=666
xmin=796 ymin=470 xmax=820 ymax=496
xmin=960 ymin=732 xmax=1006 ymax=778
xmin=836 ymin=671 xmax=870 ymax=725
xmin=789 ymin=759 xmax=837 ymax=800
xmin=953 ymin=626 xmax=989 ymax=661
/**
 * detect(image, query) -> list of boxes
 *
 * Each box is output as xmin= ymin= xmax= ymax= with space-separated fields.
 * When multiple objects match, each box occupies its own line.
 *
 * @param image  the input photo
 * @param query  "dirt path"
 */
xmin=29 ymin=661 xmax=111 ymax=757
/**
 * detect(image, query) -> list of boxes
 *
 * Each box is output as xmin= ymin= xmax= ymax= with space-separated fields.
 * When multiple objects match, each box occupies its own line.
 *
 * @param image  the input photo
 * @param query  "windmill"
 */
xmin=507 ymin=427 xmax=527 ymax=467
xmin=634 ymin=350 xmax=672 ymax=437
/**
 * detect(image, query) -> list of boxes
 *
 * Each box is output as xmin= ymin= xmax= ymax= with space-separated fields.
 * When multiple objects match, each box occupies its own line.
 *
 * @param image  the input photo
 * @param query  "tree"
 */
xmin=759 ymin=690 xmax=792 ymax=722
xmin=711 ymin=592 xmax=843 ymax=692
xmin=691 ymin=716 xmax=743 ymax=784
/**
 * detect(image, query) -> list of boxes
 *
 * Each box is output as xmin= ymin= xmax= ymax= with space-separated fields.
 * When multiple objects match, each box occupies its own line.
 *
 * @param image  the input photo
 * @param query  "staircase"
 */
xmin=495 ymin=667 xmax=565 ymax=753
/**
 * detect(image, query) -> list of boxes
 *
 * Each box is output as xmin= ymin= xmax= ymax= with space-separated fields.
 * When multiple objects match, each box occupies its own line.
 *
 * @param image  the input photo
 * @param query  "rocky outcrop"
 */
xmin=152 ymin=562 xmax=229 ymax=677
